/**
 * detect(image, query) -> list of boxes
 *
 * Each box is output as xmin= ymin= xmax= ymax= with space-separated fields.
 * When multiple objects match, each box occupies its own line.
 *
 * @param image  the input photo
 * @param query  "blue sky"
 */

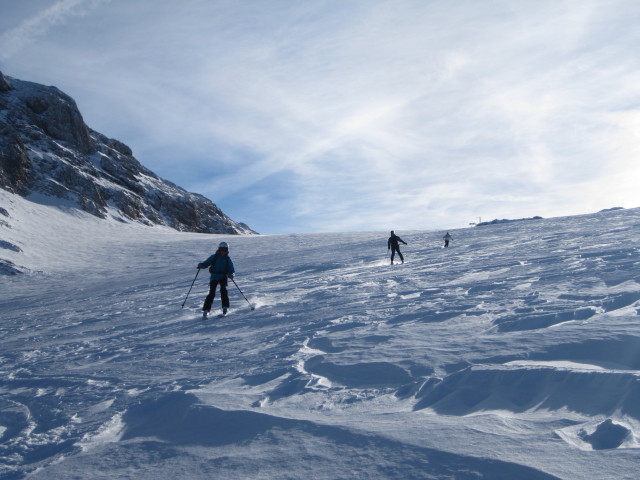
xmin=1 ymin=0 xmax=639 ymax=234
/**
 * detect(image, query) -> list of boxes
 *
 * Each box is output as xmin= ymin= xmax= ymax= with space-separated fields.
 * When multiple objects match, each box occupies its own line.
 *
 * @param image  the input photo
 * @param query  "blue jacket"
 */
xmin=200 ymin=252 xmax=235 ymax=281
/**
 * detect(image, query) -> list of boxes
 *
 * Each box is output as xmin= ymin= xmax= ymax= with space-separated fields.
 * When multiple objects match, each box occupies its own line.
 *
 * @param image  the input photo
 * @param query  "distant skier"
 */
xmin=388 ymin=230 xmax=407 ymax=264
xmin=198 ymin=241 xmax=235 ymax=319
xmin=443 ymin=232 xmax=453 ymax=248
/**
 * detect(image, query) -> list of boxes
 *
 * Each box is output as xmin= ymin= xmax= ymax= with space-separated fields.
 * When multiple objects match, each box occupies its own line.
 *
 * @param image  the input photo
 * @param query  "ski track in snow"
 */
xmin=1 ymin=192 xmax=640 ymax=479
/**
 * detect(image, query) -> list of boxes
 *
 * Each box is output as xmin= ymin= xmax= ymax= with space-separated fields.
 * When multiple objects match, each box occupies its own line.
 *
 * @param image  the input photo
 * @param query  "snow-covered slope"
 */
xmin=1 ymin=190 xmax=639 ymax=479
xmin=0 ymin=71 xmax=254 ymax=237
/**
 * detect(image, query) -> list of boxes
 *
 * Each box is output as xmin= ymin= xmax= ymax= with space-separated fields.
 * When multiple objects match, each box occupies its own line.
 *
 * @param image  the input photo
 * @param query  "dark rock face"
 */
xmin=0 ymin=132 xmax=31 ymax=195
xmin=24 ymin=87 xmax=92 ymax=154
xmin=0 ymin=72 xmax=11 ymax=93
xmin=0 ymin=72 xmax=255 ymax=234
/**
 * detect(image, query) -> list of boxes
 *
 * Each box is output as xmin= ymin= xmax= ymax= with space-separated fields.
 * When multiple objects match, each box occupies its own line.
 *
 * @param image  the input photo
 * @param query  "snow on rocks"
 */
xmin=0 ymin=73 xmax=255 ymax=235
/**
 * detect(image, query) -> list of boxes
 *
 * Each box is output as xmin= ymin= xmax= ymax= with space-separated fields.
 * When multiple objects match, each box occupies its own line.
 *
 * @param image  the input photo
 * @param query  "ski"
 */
xmin=200 ymin=311 xmax=226 ymax=320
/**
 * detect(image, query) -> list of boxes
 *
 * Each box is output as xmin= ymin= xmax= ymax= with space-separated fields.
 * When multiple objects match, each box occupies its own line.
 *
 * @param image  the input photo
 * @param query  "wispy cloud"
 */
xmin=2 ymin=0 xmax=639 ymax=232
xmin=0 ymin=0 xmax=109 ymax=62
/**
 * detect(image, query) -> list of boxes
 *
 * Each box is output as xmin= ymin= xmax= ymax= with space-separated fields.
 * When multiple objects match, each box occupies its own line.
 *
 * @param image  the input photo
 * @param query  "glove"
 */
xmin=228 ymin=273 xmax=235 ymax=279
xmin=197 ymin=263 xmax=205 ymax=269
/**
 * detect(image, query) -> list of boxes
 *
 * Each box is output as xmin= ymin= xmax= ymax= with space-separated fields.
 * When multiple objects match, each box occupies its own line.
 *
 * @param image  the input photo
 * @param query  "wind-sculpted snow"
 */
xmin=1 ymin=191 xmax=640 ymax=479
xmin=414 ymin=365 xmax=640 ymax=418
xmin=30 ymin=390 xmax=563 ymax=479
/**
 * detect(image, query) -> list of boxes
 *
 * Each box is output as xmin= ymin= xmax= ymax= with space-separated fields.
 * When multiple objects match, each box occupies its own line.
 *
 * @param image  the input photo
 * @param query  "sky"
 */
xmin=1 ymin=0 xmax=639 ymax=234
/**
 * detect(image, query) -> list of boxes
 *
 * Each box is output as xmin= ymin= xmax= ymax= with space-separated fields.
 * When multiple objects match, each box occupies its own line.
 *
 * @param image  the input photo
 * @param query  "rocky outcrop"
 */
xmin=476 ymin=216 xmax=543 ymax=227
xmin=0 ymin=72 xmax=255 ymax=234
xmin=0 ymin=72 xmax=11 ymax=93
xmin=0 ymin=132 xmax=31 ymax=195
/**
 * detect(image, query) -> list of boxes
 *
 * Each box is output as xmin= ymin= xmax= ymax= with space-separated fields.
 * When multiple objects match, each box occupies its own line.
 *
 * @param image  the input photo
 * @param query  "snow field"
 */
xmin=1 ymin=190 xmax=640 ymax=479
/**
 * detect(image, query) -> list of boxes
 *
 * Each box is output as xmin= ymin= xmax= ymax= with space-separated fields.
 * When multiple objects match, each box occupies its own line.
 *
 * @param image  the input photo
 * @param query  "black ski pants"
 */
xmin=203 ymin=278 xmax=229 ymax=311
xmin=390 ymin=246 xmax=404 ymax=263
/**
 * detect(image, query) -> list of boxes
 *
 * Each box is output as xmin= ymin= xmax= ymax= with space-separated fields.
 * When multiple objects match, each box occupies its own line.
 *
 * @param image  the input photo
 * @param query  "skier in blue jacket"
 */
xmin=198 ymin=241 xmax=235 ymax=318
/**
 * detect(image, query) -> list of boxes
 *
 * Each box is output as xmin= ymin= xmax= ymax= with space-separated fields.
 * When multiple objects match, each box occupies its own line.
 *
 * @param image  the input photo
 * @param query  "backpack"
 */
xmin=208 ymin=254 xmax=231 ymax=275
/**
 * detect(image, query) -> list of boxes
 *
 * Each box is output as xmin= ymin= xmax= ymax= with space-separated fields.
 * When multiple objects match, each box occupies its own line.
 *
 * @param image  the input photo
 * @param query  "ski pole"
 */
xmin=181 ymin=268 xmax=200 ymax=308
xmin=230 ymin=277 xmax=255 ymax=310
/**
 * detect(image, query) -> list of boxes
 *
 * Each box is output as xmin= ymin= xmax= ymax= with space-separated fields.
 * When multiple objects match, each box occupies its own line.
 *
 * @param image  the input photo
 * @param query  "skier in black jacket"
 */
xmin=443 ymin=232 xmax=453 ymax=247
xmin=387 ymin=231 xmax=407 ymax=264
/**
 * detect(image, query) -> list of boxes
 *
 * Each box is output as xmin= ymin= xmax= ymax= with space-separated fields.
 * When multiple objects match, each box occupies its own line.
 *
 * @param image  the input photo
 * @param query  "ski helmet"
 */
xmin=218 ymin=241 xmax=229 ymax=249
